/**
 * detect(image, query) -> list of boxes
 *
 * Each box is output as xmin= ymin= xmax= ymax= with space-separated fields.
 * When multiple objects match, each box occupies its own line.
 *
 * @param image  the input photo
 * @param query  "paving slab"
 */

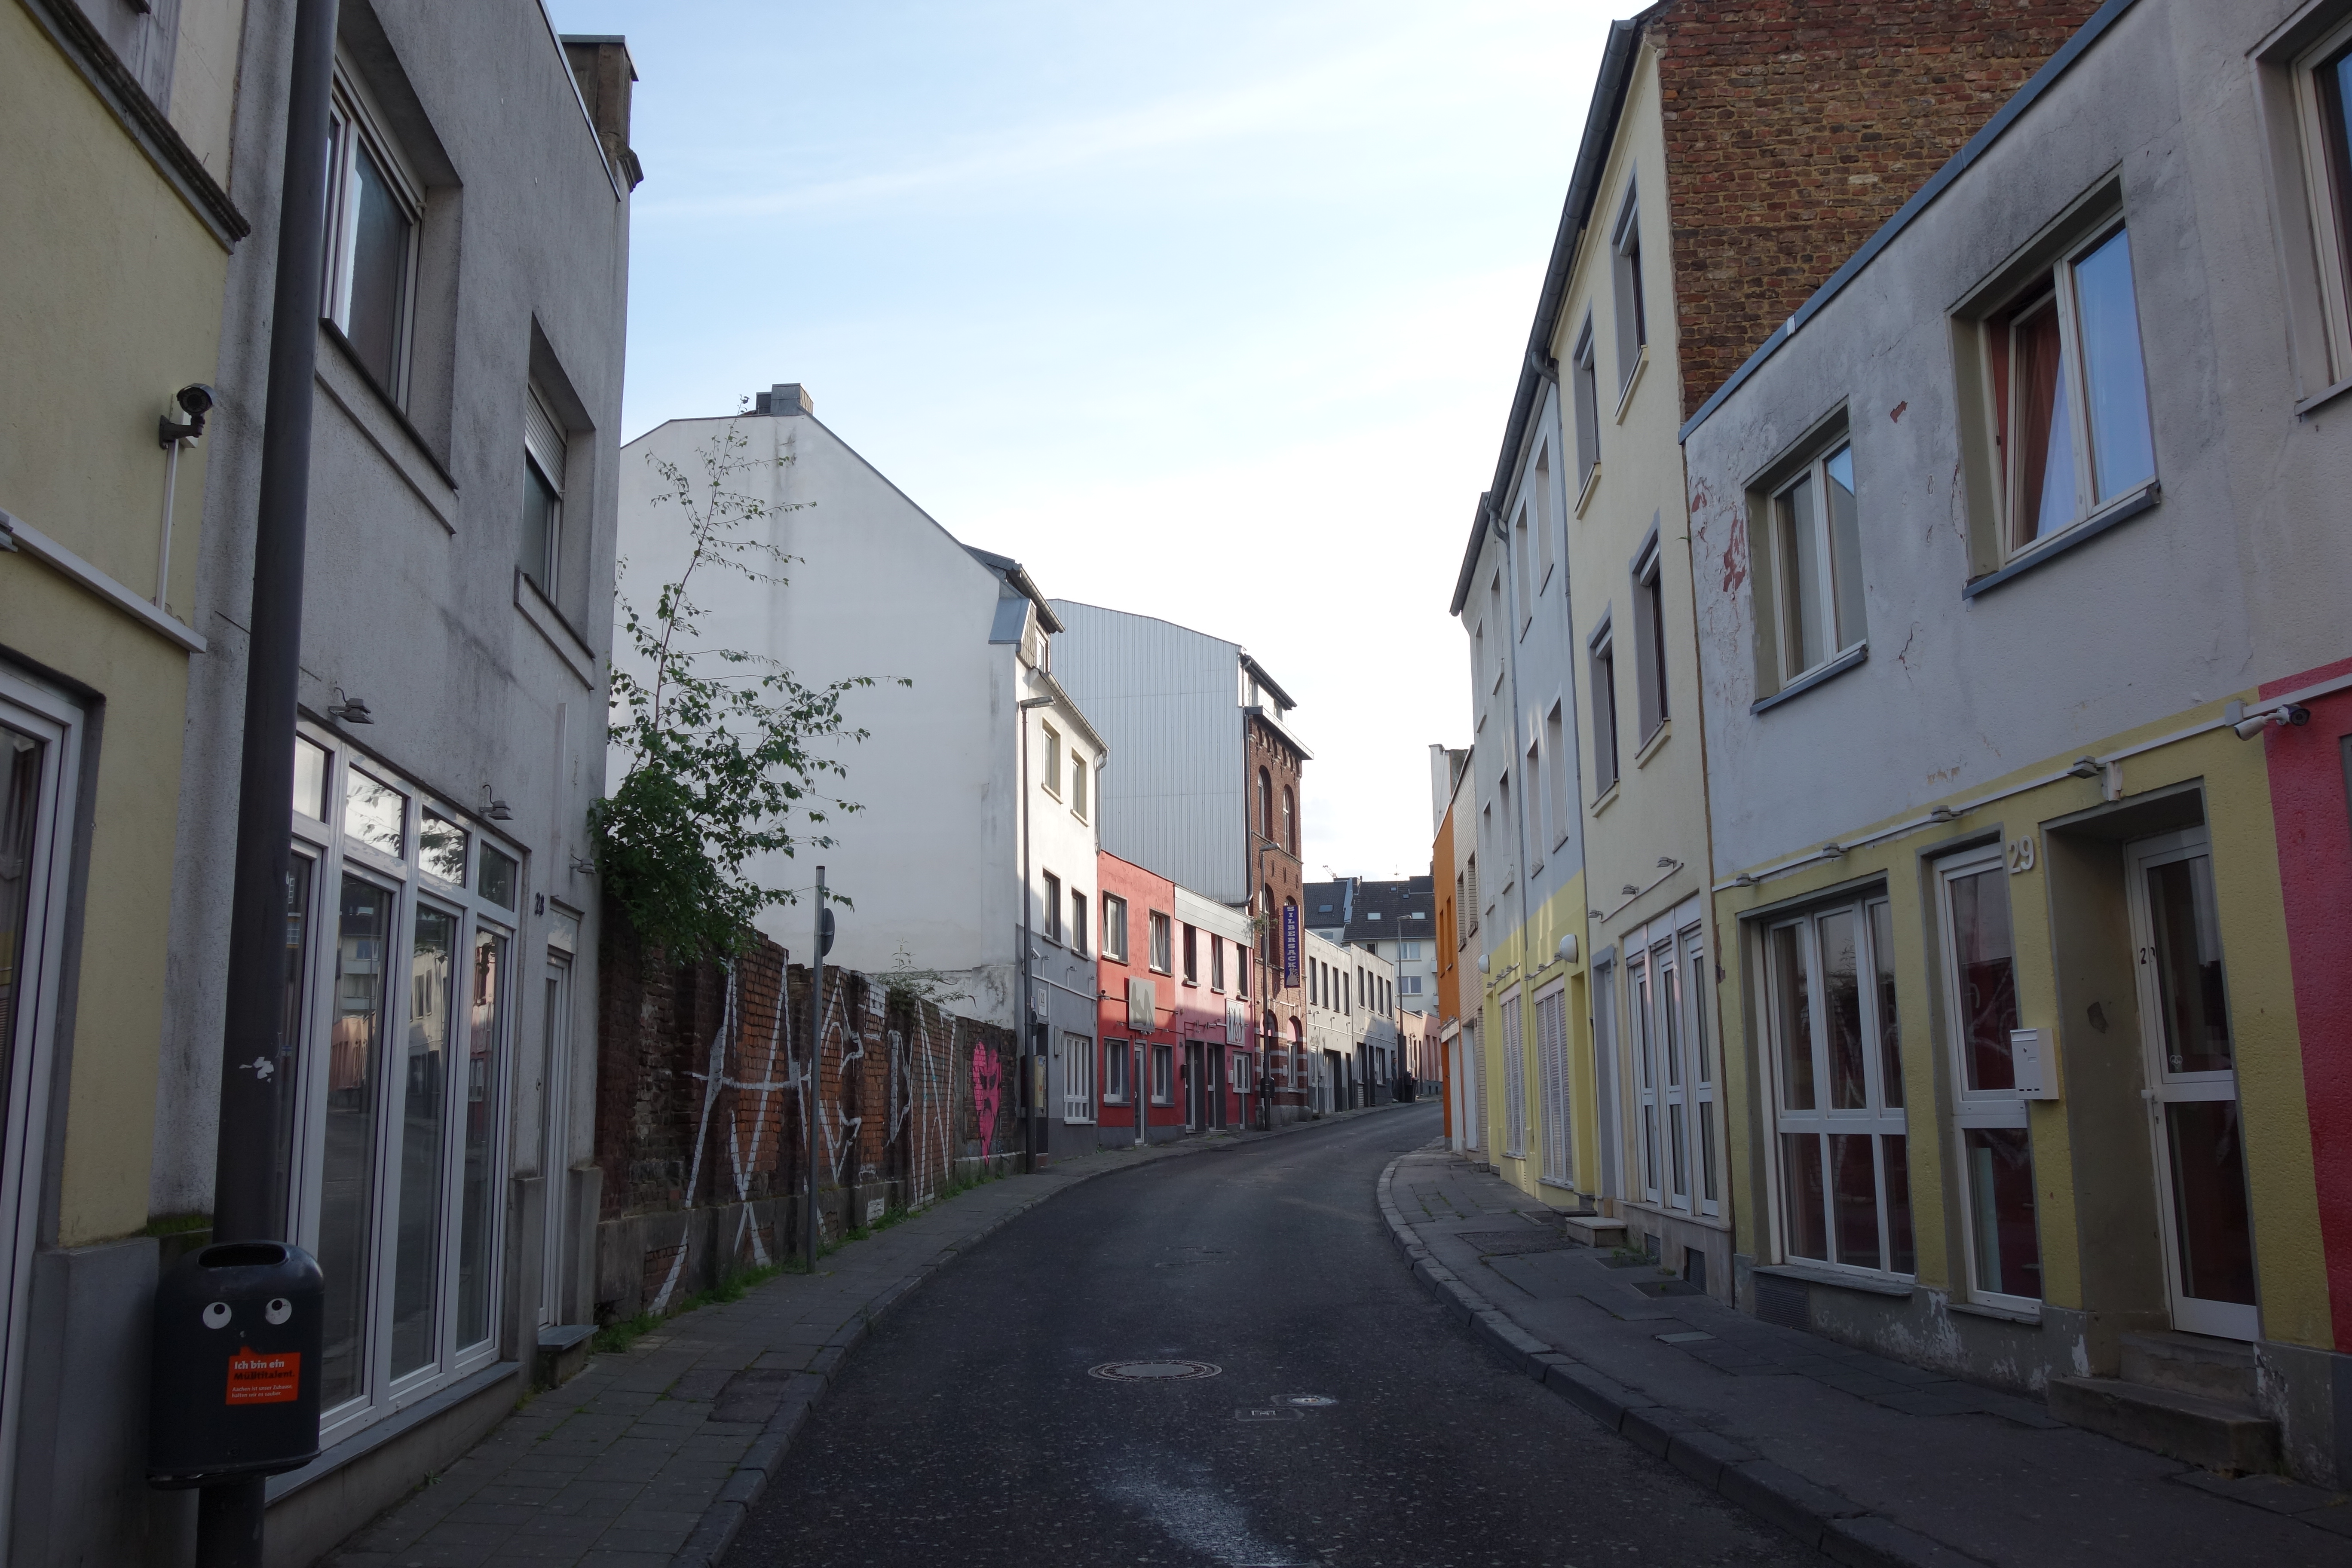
xmin=1381 ymin=1144 xmax=2352 ymax=1567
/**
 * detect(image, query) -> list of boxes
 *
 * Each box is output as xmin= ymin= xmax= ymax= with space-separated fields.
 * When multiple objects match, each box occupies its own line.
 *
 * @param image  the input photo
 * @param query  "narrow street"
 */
xmin=728 ymin=1109 xmax=1812 ymax=1568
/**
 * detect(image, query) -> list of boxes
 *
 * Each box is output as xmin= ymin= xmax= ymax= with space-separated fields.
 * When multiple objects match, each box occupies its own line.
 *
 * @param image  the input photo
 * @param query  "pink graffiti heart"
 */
xmin=972 ymin=1042 xmax=1003 ymax=1158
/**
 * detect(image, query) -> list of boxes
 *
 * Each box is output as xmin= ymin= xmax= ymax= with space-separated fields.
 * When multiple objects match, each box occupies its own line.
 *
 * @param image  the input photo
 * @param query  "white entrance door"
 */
xmin=2125 ymin=829 xmax=2258 ymax=1341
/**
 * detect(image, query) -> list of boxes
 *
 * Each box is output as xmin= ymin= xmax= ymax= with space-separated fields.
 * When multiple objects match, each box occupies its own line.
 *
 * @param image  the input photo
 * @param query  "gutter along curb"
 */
xmin=1374 ymin=1155 xmax=1973 ymax=1568
xmin=668 ymin=1101 xmax=1427 ymax=1568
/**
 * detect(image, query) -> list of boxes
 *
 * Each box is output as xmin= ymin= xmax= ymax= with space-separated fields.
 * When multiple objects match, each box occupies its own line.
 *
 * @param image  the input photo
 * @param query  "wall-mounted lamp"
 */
xmin=1929 ymin=804 xmax=1956 ymax=823
xmin=1820 ymin=842 xmax=1845 ymax=859
xmin=1588 ymin=908 xmax=1604 ymax=919
xmin=1733 ymin=873 xmax=1756 ymax=888
xmin=2233 ymin=704 xmax=2309 ymax=740
xmin=486 ymin=798 xmax=514 ymax=822
xmin=1620 ymin=884 xmax=1638 ymax=896
xmin=1476 ymin=954 xmax=1489 ymax=974
xmin=327 ymin=687 xmax=373 ymax=724
xmin=1556 ymin=934 xmax=1579 ymax=965
xmin=569 ymin=854 xmax=597 ymax=876
xmin=2066 ymin=756 xmax=2101 ymax=779
xmin=1656 ymin=856 xmax=1678 ymax=870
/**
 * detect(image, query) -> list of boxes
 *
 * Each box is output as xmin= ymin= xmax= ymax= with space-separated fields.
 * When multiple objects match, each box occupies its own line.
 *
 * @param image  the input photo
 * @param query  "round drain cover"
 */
xmin=1088 ymin=1359 xmax=1222 ymax=1382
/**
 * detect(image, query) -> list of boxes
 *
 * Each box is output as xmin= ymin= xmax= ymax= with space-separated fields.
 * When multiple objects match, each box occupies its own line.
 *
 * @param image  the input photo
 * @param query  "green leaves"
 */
xmin=595 ymin=423 xmax=900 ymax=962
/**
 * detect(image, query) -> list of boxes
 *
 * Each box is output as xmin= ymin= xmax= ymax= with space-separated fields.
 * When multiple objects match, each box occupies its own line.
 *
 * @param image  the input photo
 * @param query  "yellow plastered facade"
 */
xmin=1 ymin=7 xmax=231 ymax=1245
xmin=1712 ymin=695 xmax=2328 ymax=1348
xmin=1476 ymin=869 xmax=1594 ymax=1202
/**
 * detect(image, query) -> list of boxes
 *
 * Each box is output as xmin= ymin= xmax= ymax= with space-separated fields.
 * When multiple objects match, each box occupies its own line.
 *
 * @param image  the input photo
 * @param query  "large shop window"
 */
xmin=1628 ymin=910 xmax=1718 ymax=1217
xmin=1934 ymin=849 xmax=2043 ymax=1305
xmin=1762 ymin=893 xmax=1913 ymax=1277
xmin=290 ymin=730 xmax=520 ymax=1443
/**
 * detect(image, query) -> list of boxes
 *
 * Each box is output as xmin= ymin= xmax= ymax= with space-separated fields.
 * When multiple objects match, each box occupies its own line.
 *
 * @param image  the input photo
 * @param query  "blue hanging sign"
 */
xmin=1282 ymin=905 xmax=1300 ymax=990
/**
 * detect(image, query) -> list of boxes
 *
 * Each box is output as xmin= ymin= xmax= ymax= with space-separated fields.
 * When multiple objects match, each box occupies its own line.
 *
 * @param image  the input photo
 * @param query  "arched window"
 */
xmin=1282 ymin=787 xmax=1295 ymax=854
xmin=1258 ymin=768 xmax=1273 ymax=842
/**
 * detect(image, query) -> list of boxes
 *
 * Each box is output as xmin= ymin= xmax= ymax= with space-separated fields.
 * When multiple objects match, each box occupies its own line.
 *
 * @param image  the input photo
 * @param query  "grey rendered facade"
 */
xmin=1684 ymin=0 xmax=2352 ymax=1485
xmin=38 ymin=7 xmax=639 ymax=1563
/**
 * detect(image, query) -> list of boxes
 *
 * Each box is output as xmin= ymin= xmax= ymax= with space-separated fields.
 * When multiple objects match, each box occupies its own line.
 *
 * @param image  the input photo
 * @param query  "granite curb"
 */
xmin=667 ymin=1100 xmax=1426 ymax=1568
xmin=1374 ymin=1152 xmax=1963 ymax=1568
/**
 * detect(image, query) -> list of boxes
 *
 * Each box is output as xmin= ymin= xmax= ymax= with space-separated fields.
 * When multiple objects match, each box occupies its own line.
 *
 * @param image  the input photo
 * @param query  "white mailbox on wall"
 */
xmin=2010 ymin=1029 xmax=2060 ymax=1100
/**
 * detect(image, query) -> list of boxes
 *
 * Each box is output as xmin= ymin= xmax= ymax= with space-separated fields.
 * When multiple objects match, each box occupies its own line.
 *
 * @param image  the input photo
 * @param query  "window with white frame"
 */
xmin=1042 ymin=871 xmax=1063 ymax=944
xmin=322 ymin=70 xmax=422 ymax=401
xmin=288 ymin=729 xmax=518 ymax=1443
xmin=523 ymin=386 xmax=567 ymax=599
xmin=1150 ymin=1043 xmax=1174 ymax=1105
xmin=1102 ymin=893 xmax=1128 ymax=963
xmin=1544 ymin=703 xmax=1571 ymax=848
xmin=1488 ymin=575 xmax=1505 ymax=692
xmin=1571 ymin=318 xmax=1601 ymax=495
xmin=1182 ymin=923 xmax=1198 ymax=984
xmin=1103 ymin=1036 xmax=1129 ymax=1102
xmin=1148 ymin=910 xmax=1171 ymax=973
xmin=1934 ymin=848 xmax=2042 ymax=1304
xmin=1533 ymin=445 xmax=1556 ymax=591
xmin=1524 ymin=739 xmax=1543 ymax=867
xmin=2281 ymin=15 xmax=2352 ymax=383
xmin=1070 ymin=888 xmax=1088 ymax=957
xmin=1536 ymin=985 xmax=1572 ymax=1187
xmin=1211 ymin=936 xmax=1225 ymax=992
xmin=1071 ymin=751 xmax=1088 ymax=819
xmin=1627 ymin=915 xmax=1719 ymax=1216
xmin=1763 ymin=893 xmax=1914 ymax=1277
xmin=0 ymin=673 xmax=80 ymax=1488
xmin=1978 ymin=224 xmax=2155 ymax=555
xmin=1631 ymin=538 xmax=1669 ymax=741
xmin=1041 ymin=725 xmax=1062 ymax=798
xmin=1062 ymin=1033 xmax=1096 ymax=1123
xmin=1513 ymin=501 xmax=1533 ymax=636
xmin=1499 ymin=991 xmax=1527 ymax=1159
xmin=1400 ymin=975 xmax=1423 ymax=995
xmin=1612 ymin=190 xmax=1648 ymax=393
xmin=1589 ymin=620 xmax=1620 ymax=796
xmin=1762 ymin=435 xmax=1867 ymax=688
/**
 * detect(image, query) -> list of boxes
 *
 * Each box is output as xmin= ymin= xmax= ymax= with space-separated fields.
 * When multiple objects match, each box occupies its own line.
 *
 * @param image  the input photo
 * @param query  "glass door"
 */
xmin=538 ymin=958 xmax=571 ymax=1328
xmin=2125 ymin=830 xmax=2257 ymax=1340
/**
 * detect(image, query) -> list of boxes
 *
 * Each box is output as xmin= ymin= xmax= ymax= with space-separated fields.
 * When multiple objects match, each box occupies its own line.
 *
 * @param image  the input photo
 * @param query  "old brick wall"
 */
xmin=593 ymin=903 xmax=1020 ymax=1321
xmin=1653 ymin=0 xmax=2104 ymax=419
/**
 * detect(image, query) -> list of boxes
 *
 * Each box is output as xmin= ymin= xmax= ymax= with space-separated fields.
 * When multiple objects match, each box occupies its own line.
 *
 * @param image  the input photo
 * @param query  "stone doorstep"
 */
xmin=2047 ymin=1375 xmax=2282 ymax=1476
xmin=1561 ymin=1214 xmax=1627 ymax=1247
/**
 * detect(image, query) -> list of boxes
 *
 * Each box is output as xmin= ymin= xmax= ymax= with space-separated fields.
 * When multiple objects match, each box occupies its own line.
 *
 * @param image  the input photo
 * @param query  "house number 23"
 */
xmin=2007 ymin=835 xmax=2037 ymax=874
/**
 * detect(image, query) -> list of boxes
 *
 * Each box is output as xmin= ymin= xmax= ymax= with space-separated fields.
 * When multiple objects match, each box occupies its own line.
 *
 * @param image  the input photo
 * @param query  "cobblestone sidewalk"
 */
xmin=328 ymin=1103 xmax=1417 ymax=1568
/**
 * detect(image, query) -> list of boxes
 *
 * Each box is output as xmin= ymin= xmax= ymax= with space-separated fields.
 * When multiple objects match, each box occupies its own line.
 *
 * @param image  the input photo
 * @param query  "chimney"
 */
xmin=561 ymin=36 xmax=644 ymax=190
xmin=753 ymin=383 xmax=814 ymax=418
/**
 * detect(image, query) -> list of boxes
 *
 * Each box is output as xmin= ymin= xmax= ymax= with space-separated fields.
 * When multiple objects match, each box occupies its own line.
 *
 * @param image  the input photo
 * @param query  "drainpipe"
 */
xmin=1017 ymin=695 xmax=1053 ymax=1173
xmin=196 ymin=2 xmax=340 ymax=1563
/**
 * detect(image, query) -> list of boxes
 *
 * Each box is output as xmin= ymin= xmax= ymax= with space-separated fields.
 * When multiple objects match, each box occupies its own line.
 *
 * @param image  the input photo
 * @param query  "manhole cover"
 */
xmin=1088 ymin=1359 xmax=1222 ymax=1382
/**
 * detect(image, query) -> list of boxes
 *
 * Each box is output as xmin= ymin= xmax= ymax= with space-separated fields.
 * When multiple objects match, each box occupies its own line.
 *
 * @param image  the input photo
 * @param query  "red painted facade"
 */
xmin=1096 ymin=851 xmax=1262 ymax=1138
xmin=2262 ymin=656 xmax=2352 ymax=1350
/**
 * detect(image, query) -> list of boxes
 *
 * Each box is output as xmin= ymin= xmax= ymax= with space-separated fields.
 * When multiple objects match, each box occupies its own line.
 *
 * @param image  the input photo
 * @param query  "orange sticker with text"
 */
xmin=226 ymin=1349 xmax=300 ymax=1405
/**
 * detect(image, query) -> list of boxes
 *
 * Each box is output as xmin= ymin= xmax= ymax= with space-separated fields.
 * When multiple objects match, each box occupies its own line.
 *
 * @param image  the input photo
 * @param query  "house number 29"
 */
xmin=2007 ymin=835 xmax=2037 ymax=874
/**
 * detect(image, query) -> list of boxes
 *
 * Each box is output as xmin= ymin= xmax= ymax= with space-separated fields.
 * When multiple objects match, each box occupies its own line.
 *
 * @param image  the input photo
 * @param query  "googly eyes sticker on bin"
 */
xmin=266 ymin=1298 xmax=292 ymax=1326
xmin=202 ymin=1301 xmax=232 ymax=1329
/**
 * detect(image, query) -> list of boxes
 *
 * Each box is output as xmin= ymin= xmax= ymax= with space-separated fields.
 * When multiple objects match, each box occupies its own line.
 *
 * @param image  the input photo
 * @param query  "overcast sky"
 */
xmin=549 ymin=0 xmax=1615 ymax=882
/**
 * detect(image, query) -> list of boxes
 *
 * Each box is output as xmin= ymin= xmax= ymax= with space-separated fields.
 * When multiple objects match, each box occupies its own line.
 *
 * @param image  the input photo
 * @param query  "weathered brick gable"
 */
xmin=1651 ymin=0 xmax=2104 ymax=419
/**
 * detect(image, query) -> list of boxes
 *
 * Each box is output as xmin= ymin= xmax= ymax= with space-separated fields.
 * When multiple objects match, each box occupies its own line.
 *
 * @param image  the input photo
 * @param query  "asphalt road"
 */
xmin=729 ymin=1107 xmax=1816 ymax=1567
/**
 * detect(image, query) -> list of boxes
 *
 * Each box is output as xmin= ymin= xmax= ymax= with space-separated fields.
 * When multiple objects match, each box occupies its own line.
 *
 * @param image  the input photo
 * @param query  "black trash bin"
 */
xmin=149 ymin=1240 xmax=326 ymax=1487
